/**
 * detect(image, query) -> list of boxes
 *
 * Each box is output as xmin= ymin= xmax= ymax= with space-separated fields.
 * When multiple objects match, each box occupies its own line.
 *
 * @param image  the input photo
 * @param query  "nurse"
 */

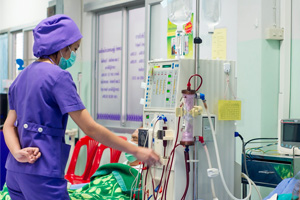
xmin=3 ymin=14 xmax=159 ymax=200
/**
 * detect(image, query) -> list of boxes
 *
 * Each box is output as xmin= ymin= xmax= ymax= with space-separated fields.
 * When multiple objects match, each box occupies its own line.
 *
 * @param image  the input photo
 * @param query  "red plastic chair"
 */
xmin=88 ymin=136 xmax=127 ymax=179
xmin=65 ymin=136 xmax=99 ymax=184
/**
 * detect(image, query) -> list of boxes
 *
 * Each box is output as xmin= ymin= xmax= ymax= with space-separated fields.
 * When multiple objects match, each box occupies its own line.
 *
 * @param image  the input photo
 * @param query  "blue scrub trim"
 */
xmin=25 ymin=122 xmax=65 ymax=137
xmin=61 ymin=103 xmax=85 ymax=115
xmin=8 ymin=86 xmax=15 ymax=110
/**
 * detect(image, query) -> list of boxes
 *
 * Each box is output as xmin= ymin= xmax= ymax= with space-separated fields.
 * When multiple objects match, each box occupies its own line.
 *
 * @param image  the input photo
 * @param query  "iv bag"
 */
xmin=167 ymin=0 xmax=192 ymax=28
xmin=202 ymin=0 xmax=221 ymax=29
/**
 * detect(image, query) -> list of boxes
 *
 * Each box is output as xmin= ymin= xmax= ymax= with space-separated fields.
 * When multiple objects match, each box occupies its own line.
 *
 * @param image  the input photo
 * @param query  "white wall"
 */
xmin=204 ymin=0 xmax=238 ymax=60
xmin=290 ymin=0 xmax=300 ymax=118
xmin=237 ymin=0 xmax=281 ymax=198
xmin=0 ymin=0 xmax=50 ymax=30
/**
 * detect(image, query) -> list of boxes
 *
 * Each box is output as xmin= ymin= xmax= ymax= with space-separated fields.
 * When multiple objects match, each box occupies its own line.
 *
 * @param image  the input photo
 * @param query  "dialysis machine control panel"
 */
xmin=144 ymin=59 xmax=194 ymax=110
xmin=144 ymin=63 xmax=178 ymax=109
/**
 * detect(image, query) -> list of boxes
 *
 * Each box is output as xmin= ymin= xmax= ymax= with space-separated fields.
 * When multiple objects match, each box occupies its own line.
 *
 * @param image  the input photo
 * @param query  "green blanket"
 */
xmin=0 ymin=185 xmax=9 ymax=200
xmin=0 ymin=163 xmax=142 ymax=200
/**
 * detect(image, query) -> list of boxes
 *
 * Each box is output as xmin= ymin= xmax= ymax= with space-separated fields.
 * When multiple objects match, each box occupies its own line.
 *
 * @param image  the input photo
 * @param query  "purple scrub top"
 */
xmin=6 ymin=61 xmax=85 ymax=178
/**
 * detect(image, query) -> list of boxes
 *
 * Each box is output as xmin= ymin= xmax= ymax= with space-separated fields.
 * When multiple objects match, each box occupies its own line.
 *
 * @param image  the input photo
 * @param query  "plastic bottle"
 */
xmin=167 ymin=0 xmax=192 ymax=28
xmin=202 ymin=0 xmax=221 ymax=32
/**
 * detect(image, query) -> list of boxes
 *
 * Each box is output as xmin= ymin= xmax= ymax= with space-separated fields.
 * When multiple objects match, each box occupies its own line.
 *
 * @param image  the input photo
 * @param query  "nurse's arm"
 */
xmin=69 ymin=109 xmax=160 ymax=166
xmin=3 ymin=110 xmax=41 ymax=164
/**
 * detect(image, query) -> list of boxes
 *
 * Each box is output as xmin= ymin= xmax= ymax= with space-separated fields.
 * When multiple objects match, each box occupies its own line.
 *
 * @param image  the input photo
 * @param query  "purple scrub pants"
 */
xmin=6 ymin=170 xmax=70 ymax=200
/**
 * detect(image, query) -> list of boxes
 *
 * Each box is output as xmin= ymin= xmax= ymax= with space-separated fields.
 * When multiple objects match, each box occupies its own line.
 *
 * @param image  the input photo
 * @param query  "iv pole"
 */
xmin=193 ymin=0 xmax=202 ymax=199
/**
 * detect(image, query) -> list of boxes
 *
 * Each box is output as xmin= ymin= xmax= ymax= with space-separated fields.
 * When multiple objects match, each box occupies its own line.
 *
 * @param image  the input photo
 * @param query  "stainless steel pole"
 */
xmin=193 ymin=137 xmax=198 ymax=200
xmin=193 ymin=0 xmax=201 ymax=199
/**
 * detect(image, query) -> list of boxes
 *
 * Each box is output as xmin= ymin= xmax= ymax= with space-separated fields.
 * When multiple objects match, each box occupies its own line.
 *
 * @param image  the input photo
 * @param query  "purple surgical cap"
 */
xmin=33 ymin=14 xmax=82 ymax=58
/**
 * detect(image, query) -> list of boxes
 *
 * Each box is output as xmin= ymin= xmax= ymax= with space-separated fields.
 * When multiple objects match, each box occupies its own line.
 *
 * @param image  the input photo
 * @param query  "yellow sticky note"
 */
xmin=218 ymin=100 xmax=241 ymax=120
xmin=212 ymin=28 xmax=227 ymax=60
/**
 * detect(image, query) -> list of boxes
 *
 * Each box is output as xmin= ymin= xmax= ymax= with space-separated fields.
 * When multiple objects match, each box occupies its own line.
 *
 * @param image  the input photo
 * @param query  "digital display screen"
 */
xmin=283 ymin=123 xmax=300 ymax=142
xmin=162 ymin=65 xmax=171 ymax=68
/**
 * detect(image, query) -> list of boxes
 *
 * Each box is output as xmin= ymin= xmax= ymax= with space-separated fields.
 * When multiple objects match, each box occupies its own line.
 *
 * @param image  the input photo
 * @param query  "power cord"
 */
xmin=235 ymin=132 xmax=249 ymax=177
xmin=244 ymin=138 xmax=278 ymax=148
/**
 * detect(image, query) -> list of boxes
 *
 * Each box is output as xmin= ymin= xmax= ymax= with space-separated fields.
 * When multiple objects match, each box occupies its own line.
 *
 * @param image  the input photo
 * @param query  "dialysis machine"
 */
xmin=140 ymin=59 xmax=237 ymax=200
xmin=142 ymin=59 xmax=194 ymax=200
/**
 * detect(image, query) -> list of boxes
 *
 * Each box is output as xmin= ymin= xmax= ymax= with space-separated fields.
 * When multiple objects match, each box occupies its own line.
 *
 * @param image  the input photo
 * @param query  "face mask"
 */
xmin=125 ymin=140 xmax=138 ymax=162
xmin=58 ymin=46 xmax=76 ymax=70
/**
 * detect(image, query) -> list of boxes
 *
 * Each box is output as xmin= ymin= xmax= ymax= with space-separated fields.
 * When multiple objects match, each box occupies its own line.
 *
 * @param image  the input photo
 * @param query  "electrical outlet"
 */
xmin=224 ymin=63 xmax=231 ymax=74
xmin=265 ymin=28 xmax=284 ymax=40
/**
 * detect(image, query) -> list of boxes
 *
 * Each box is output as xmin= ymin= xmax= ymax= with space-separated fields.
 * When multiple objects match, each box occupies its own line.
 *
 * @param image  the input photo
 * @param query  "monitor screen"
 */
xmin=283 ymin=123 xmax=300 ymax=142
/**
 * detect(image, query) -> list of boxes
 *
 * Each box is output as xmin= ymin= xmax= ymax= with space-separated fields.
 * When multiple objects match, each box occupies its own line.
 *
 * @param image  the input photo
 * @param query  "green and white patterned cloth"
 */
xmin=0 ymin=184 xmax=10 ymax=200
xmin=1 ymin=163 xmax=142 ymax=200
xmin=69 ymin=173 xmax=130 ymax=200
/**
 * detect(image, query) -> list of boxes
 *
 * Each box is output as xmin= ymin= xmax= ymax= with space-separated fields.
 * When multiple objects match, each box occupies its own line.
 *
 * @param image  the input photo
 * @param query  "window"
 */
xmin=126 ymin=7 xmax=145 ymax=123
xmin=0 ymin=33 xmax=8 ymax=93
xmin=24 ymin=30 xmax=35 ymax=67
xmin=96 ymin=11 xmax=123 ymax=127
xmin=10 ymin=28 xmax=35 ymax=79
xmin=94 ymin=6 xmax=145 ymax=131
xmin=12 ymin=31 xmax=24 ymax=77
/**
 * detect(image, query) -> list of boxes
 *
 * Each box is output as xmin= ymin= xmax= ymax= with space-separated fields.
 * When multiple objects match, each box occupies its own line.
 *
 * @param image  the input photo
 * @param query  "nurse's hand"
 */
xmin=134 ymin=147 xmax=160 ymax=166
xmin=13 ymin=147 xmax=41 ymax=164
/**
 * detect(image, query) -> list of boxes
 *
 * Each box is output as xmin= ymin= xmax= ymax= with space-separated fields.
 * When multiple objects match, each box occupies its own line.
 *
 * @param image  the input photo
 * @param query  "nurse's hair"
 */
xmin=40 ymin=51 xmax=58 ymax=60
xmin=39 ymin=45 xmax=71 ymax=61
